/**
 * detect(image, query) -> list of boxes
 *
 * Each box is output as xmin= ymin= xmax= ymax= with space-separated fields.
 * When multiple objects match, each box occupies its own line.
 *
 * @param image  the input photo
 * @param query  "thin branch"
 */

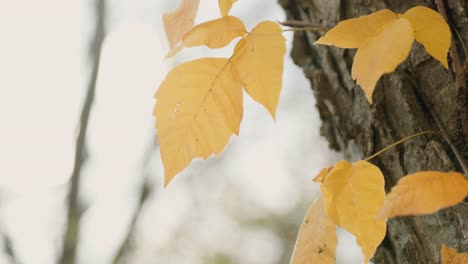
xmin=112 ymin=179 xmax=152 ymax=264
xmin=364 ymin=131 xmax=439 ymax=161
xmin=279 ymin=20 xmax=329 ymax=30
xmin=1 ymin=231 xmax=18 ymax=264
xmin=112 ymin=140 xmax=157 ymax=264
xmin=282 ymin=27 xmax=329 ymax=33
xmin=59 ymin=0 xmax=106 ymax=263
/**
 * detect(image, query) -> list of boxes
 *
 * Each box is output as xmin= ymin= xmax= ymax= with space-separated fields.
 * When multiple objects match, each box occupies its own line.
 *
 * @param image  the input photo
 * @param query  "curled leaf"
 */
xmin=313 ymin=168 xmax=329 ymax=183
xmin=232 ymin=21 xmax=286 ymax=119
xmin=154 ymin=58 xmax=243 ymax=185
xmin=377 ymin=171 xmax=468 ymax=219
xmin=320 ymin=160 xmax=386 ymax=263
xmin=290 ymin=197 xmax=337 ymax=264
xmin=167 ymin=16 xmax=246 ymax=58
xmin=163 ymin=0 xmax=200 ymax=48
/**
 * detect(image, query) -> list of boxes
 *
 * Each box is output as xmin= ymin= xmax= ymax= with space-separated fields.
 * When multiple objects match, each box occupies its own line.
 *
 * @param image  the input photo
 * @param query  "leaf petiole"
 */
xmin=364 ymin=131 xmax=440 ymax=161
xmin=282 ymin=27 xmax=329 ymax=32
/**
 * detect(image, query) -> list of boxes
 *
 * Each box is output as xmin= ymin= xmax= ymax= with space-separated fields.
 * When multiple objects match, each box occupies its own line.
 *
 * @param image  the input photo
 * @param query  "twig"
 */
xmin=112 ymin=141 xmax=157 ymax=264
xmin=283 ymin=27 xmax=329 ymax=32
xmin=58 ymin=1 xmax=106 ymax=263
xmin=112 ymin=179 xmax=152 ymax=264
xmin=1 ymin=231 xmax=18 ymax=264
xmin=364 ymin=131 xmax=439 ymax=161
xmin=279 ymin=20 xmax=329 ymax=31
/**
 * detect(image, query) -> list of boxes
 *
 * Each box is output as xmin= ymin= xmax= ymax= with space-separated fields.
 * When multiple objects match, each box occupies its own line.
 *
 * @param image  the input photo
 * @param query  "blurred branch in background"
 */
xmin=59 ymin=0 xmax=106 ymax=263
xmin=1 ymin=230 xmax=18 ymax=264
xmin=112 ymin=178 xmax=152 ymax=264
xmin=112 ymin=141 xmax=157 ymax=264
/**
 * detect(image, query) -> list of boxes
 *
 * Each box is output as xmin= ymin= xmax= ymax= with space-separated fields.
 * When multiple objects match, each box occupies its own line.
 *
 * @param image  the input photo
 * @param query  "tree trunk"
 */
xmin=279 ymin=0 xmax=467 ymax=263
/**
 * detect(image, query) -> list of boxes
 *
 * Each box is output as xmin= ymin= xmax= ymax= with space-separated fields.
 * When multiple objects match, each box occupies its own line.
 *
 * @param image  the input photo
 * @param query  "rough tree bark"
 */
xmin=279 ymin=0 xmax=467 ymax=263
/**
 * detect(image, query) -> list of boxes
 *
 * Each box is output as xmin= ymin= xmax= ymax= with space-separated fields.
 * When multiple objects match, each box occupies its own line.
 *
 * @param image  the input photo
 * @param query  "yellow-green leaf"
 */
xmin=377 ymin=171 xmax=468 ymax=219
xmin=315 ymin=9 xmax=397 ymax=48
xmin=441 ymin=244 xmax=468 ymax=264
xmin=167 ymin=16 xmax=246 ymax=58
xmin=219 ymin=0 xmax=237 ymax=17
xmin=154 ymin=58 xmax=243 ymax=185
xmin=320 ymin=160 xmax=386 ymax=263
xmin=163 ymin=0 xmax=200 ymax=48
xmin=232 ymin=21 xmax=286 ymax=119
xmin=290 ymin=197 xmax=337 ymax=264
xmin=401 ymin=6 xmax=450 ymax=68
xmin=352 ymin=18 xmax=414 ymax=102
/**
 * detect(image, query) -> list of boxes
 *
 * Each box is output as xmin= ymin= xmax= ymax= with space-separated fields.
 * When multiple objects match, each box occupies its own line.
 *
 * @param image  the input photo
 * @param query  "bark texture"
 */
xmin=279 ymin=0 xmax=467 ymax=263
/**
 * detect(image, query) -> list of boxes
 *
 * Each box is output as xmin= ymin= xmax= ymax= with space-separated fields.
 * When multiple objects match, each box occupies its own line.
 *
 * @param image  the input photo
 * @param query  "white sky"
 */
xmin=0 ymin=0 xmax=365 ymax=263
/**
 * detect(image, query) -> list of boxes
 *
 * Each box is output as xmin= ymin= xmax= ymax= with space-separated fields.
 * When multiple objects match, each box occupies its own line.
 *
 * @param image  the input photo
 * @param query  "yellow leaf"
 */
xmin=401 ymin=6 xmax=450 ymax=68
xmin=290 ymin=197 xmax=337 ymax=264
xmin=167 ymin=16 xmax=246 ymax=58
xmin=320 ymin=160 xmax=386 ymax=263
xmin=219 ymin=0 xmax=237 ymax=17
xmin=232 ymin=21 xmax=286 ymax=119
xmin=154 ymin=58 xmax=243 ymax=185
xmin=441 ymin=244 xmax=468 ymax=264
xmin=377 ymin=171 xmax=468 ymax=219
xmin=314 ymin=9 xmax=397 ymax=48
xmin=352 ymin=18 xmax=414 ymax=102
xmin=163 ymin=0 xmax=200 ymax=48
xmin=313 ymin=162 xmax=349 ymax=183
xmin=315 ymin=6 xmax=451 ymax=103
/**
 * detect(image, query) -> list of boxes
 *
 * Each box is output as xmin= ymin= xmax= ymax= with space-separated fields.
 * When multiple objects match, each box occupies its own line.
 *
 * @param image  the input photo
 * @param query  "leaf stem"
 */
xmin=364 ymin=131 xmax=439 ymax=161
xmin=282 ymin=27 xmax=329 ymax=32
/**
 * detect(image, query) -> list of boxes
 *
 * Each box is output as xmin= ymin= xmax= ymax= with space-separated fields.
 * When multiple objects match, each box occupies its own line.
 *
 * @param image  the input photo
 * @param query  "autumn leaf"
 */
xmin=377 ymin=171 xmax=468 ymax=219
xmin=314 ymin=9 xmax=397 ymax=48
xmin=167 ymin=16 xmax=247 ymax=58
xmin=232 ymin=21 xmax=286 ymax=119
xmin=401 ymin=6 xmax=450 ymax=68
xmin=154 ymin=58 xmax=243 ymax=185
xmin=219 ymin=0 xmax=237 ymax=17
xmin=163 ymin=0 xmax=200 ymax=48
xmin=315 ymin=7 xmax=450 ymax=103
xmin=290 ymin=197 xmax=337 ymax=264
xmin=320 ymin=160 xmax=386 ymax=263
xmin=441 ymin=244 xmax=468 ymax=264
xmin=352 ymin=18 xmax=414 ymax=101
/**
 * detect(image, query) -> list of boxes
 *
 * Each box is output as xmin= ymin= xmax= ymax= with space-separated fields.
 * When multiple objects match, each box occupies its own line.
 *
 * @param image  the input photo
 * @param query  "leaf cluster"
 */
xmin=291 ymin=160 xmax=468 ymax=263
xmin=155 ymin=0 xmax=286 ymax=185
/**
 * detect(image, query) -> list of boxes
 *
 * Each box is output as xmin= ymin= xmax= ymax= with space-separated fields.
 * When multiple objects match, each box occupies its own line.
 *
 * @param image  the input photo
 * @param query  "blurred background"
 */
xmin=0 ymin=0 xmax=365 ymax=263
